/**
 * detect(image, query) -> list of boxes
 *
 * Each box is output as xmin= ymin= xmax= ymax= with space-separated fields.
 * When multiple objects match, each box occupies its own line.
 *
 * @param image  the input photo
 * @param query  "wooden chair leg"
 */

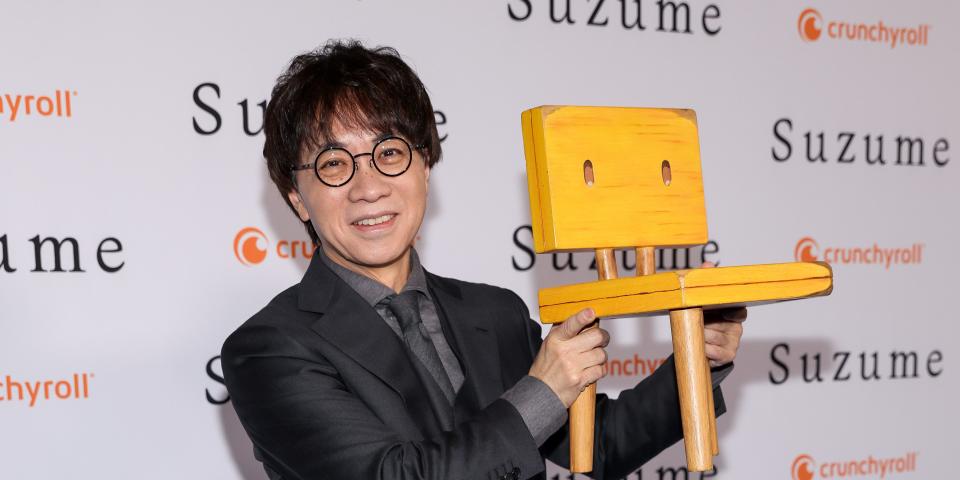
xmin=669 ymin=307 xmax=713 ymax=472
xmin=569 ymin=248 xmax=620 ymax=473
xmin=569 ymin=351 xmax=597 ymax=473
xmin=705 ymin=355 xmax=719 ymax=456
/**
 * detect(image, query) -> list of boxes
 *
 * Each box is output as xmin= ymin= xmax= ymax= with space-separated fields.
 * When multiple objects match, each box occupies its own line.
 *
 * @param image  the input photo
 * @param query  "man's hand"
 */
xmin=528 ymin=308 xmax=610 ymax=407
xmin=700 ymin=262 xmax=747 ymax=367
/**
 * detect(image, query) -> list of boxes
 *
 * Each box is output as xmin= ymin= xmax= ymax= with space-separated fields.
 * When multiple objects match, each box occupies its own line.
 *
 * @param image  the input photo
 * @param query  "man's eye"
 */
xmin=378 ymin=149 xmax=408 ymax=165
xmin=320 ymin=159 xmax=346 ymax=170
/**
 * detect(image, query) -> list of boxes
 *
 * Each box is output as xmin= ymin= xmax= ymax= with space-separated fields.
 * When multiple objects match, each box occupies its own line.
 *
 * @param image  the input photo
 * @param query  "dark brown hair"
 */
xmin=263 ymin=40 xmax=442 ymax=245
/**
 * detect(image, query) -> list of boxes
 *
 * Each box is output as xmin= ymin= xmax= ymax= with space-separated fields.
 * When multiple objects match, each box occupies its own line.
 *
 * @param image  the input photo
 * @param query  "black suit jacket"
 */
xmin=222 ymin=255 xmax=725 ymax=480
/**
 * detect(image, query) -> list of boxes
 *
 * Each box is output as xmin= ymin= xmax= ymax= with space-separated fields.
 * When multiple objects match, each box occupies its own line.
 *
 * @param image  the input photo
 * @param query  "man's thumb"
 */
xmin=555 ymin=308 xmax=596 ymax=339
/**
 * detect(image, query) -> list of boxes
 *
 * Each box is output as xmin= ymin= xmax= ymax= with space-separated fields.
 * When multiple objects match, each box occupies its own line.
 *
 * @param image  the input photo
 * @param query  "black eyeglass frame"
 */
xmin=291 ymin=136 xmax=427 ymax=188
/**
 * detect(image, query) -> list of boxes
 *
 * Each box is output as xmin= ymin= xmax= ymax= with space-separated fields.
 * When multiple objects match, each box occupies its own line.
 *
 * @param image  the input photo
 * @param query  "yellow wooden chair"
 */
xmin=520 ymin=106 xmax=833 ymax=473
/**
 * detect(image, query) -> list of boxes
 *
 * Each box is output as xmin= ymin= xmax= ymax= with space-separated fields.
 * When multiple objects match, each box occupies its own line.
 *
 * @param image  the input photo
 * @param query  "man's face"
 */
xmin=288 ymin=121 xmax=430 ymax=273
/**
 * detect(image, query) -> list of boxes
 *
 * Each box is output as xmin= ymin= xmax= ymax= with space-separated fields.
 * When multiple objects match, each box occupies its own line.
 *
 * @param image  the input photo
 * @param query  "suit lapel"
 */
xmin=300 ymin=256 xmax=444 ymax=435
xmin=426 ymin=271 xmax=504 ymax=411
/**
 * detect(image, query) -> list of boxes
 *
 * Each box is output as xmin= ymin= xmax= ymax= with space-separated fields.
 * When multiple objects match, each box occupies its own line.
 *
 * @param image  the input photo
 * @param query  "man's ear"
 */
xmin=287 ymin=189 xmax=310 ymax=222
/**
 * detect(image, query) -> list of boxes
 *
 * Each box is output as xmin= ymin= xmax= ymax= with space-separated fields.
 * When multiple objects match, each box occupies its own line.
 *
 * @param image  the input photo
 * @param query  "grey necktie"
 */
xmin=387 ymin=291 xmax=457 ymax=406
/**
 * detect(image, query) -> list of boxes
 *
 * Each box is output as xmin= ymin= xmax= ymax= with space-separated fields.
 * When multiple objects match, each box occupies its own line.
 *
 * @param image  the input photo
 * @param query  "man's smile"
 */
xmin=351 ymin=212 xmax=398 ymax=229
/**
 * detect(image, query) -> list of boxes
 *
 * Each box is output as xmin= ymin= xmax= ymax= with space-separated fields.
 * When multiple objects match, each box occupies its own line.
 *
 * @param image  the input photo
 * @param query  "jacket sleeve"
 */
xmin=221 ymin=321 xmax=544 ymax=480
xmin=509 ymin=293 xmax=727 ymax=480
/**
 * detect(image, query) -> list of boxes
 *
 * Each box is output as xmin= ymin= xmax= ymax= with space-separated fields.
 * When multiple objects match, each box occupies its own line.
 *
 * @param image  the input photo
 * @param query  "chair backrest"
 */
xmin=522 ymin=105 xmax=709 ymax=253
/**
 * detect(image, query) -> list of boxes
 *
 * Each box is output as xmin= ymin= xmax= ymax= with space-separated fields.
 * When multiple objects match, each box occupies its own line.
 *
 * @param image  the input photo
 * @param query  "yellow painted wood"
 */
xmin=680 ymin=262 xmax=832 ymax=288
xmin=683 ymin=278 xmax=832 ymax=309
xmin=540 ymin=290 xmax=682 ymax=324
xmin=522 ymin=106 xmax=709 ymax=252
xmin=537 ymin=262 xmax=832 ymax=323
xmin=539 ymin=272 xmax=678 ymax=306
xmin=521 ymin=109 xmax=551 ymax=251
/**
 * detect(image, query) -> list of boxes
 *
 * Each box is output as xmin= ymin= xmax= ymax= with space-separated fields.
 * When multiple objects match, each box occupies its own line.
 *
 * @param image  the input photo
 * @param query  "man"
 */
xmin=222 ymin=40 xmax=746 ymax=480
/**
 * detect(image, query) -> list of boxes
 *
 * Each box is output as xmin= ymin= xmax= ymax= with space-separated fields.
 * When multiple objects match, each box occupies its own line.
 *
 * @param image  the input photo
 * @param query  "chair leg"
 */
xmin=669 ymin=307 xmax=714 ymax=472
xmin=705 ymin=355 xmax=719 ymax=456
xmin=568 ymin=248 xmax=619 ymax=473
xmin=569 ymin=369 xmax=597 ymax=473
xmin=570 ymin=322 xmax=599 ymax=473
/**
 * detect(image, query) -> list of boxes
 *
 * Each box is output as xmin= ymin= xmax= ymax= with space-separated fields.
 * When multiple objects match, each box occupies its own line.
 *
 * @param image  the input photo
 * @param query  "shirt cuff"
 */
xmin=711 ymin=362 xmax=734 ymax=386
xmin=501 ymin=376 xmax=567 ymax=446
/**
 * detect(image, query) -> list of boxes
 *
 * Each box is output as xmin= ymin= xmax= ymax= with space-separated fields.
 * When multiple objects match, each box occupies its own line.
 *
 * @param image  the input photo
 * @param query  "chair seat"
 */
xmin=538 ymin=262 xmax=833 ymax=323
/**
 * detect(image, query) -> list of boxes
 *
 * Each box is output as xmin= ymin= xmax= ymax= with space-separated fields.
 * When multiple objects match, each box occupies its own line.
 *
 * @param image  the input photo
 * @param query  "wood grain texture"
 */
xmin=521 ymin=109 xmax=551 ymax=252
xmin=705 ymin=354 xmax=718 ymax=456
xmin=568 ymin=384 xmax=596 ymax=473
xmin=538 ymin=262 xmax=833 ymax=323
xmin=569 ymin=249 xmax=620 ymax=473
xmin=670 ymin=308 xmax=713 ymax=472
xmin=522 ymin=106 xmax=708 ymax=252
xmin=637 ymin=247 xmax=657 ymax=276
xmin=595 ymin=248 xmax=619 ymax=280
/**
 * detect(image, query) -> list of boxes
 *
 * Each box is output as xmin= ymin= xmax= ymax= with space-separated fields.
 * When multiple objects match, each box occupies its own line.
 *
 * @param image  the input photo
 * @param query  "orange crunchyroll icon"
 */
xmin=792 ymin=454 xmax=816 ymax=480
xmin=794 ymin=237 xmax=820 ymax=262
xmin=798 ymin=8 xmax=823 ymax=42
xmin=234 ymin=227 xmax=268 ymax=266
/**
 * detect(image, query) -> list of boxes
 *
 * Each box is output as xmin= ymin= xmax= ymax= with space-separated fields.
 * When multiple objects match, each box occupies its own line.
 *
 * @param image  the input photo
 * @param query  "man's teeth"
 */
xmin=355 ymin=214 xmax=395 ymax=226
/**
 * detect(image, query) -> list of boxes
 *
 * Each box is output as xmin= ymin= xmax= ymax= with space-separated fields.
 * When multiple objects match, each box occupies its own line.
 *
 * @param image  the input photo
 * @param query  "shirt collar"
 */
xmin=318 ymin=247 xmax=430 ymax=307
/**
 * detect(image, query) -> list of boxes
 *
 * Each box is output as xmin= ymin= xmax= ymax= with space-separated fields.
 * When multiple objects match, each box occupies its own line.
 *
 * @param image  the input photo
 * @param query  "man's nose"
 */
xmin=347 ymin=156 xmax=390 ymax=203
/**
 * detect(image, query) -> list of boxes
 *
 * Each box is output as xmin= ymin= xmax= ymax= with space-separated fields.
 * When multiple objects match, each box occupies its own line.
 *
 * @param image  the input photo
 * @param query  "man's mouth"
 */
xmin=352 ymin=213 xmax=397 ymax=227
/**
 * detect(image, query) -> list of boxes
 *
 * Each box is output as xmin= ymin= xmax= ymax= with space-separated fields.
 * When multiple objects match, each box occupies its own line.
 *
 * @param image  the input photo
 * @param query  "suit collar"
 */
xmin=297 ymin=252 xmax=338 ymax=314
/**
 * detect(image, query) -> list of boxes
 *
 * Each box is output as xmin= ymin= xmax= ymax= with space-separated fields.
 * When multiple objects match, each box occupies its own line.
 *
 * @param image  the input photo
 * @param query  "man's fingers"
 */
xmin=565 ymin=326 xmax=609 ymax=353
xmin=586 ymin=345 xmax=607 ymax=367
xmin=705 ymin=343 xmax=734 ymax=366
xmin=705 ymin=320 xmax=744 ymax=337
xmin=701 ymin=261 xmax=716 ymax=268
xmin=582 ymin=364 xmax=606 ymax=386
xmin=703 ymin=327 xmax=728 ymax=348
xmin=722 ymin=307 xmax=748 ymax=323
xmin=553 ymin=308 xmax=596 ymax=340
xmin=705 ymin=307 xmax=748 ymax=324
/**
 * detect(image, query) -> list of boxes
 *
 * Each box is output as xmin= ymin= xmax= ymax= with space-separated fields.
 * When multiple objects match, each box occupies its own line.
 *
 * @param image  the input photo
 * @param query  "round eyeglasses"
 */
xmin=291 ymin=136 xmax=426 ymax=187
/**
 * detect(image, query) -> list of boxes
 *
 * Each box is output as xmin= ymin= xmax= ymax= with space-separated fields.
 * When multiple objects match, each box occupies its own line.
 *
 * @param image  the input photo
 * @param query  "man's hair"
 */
xmin=263 ymin=40 xmax=442 ymax=245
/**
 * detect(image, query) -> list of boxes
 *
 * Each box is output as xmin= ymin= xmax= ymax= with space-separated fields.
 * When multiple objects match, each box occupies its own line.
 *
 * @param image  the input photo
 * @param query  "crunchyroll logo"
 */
xmin=234 ymin=227 xmax=268 ymax=266
xmin=232 ymin=227 xmax=316 ymax=266
xmin=792 ymin=454 xmax=816 ymax=480
xmin=798 ymin=8 xmax=823 ymax=42
xmin=794 ymin=236 xmax=924 ymax=269
xmin=796 ymin=7 xmax=930 ymax=48
xmin=791 ymin=451 xmax=918 ymax=478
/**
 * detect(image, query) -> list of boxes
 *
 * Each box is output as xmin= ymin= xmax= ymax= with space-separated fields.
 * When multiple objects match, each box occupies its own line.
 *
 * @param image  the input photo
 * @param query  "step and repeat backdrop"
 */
xmin=2 ymin=1 xmax=957 ymax=479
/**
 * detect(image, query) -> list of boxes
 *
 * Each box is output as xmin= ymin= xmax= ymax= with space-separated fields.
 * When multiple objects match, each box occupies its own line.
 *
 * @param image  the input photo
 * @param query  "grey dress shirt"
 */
xmin=318 ymin=248 xmax=731 ymax=447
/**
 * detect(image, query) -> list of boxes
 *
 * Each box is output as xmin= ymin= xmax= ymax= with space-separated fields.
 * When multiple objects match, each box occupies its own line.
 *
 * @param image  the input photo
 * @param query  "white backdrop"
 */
xmin=1 ymin=1 xmax=957 ymax=478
